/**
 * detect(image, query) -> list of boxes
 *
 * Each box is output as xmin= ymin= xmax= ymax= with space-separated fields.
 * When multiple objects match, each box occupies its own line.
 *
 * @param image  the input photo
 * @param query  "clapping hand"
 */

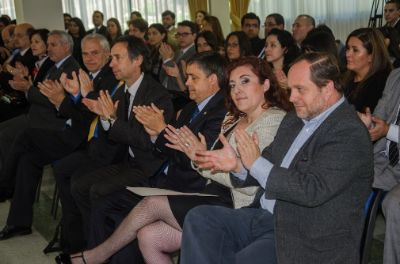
xmin=235 ymin=129 xmax=260 ymax=170
xmin=357 ymin=107 xmax=373 ymax=129
xmin=369 ymin=116 xmax=389 ymax=141
xmin=164 ymin=125 xmax=207 ymax=160
xmin=9 ymin=75 xmax=32 ymax=92
xmin=98 ymin=89 xmax=118 ymax=119
xmin=194 ymin=134 xmax=241 ymax=173
xmin=78 ymin=69 xmax=93 ymax=97
xmin=38 ymin=80 xmax=65 ymax=107
xmin=60 ymin=71 xmax=80 ymax=97
xmin=133 ymin=103 xmax=166 ymax=136
xmin=162 ymin=62 xmax=180 ymax=78
xmin=159 ymin=42 xmax=174 ymax=61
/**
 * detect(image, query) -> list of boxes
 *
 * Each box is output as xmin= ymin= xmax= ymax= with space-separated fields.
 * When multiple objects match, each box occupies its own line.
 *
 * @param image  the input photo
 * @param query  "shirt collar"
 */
xmin=55 ymin=55 xmax=71 ymax=68
xmin=302 ymin=96 xmax=345 ymax=126
xmin=197 ymin=92 xmax=217 ymax=112
xmin=125 ymin=72 xmax=144 ymax=96
xmin=181 ymin=43 xmax=194 ymax=55
xmin=19 ymin=47 xmax=30 ymax=56
xmin=90 ymin=69 xmax=101 ymax=79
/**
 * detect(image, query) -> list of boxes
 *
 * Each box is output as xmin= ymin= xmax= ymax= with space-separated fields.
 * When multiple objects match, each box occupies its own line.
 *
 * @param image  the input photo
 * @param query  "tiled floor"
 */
xmin=0 ymin=166 xmax=387 ymax=263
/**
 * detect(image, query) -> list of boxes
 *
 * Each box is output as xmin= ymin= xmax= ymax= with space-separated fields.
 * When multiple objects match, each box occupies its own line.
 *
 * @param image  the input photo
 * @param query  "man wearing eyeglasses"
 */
xmin=159 ymin=20 xmax=197 ymax=95
xmin=241 ymin=12 xmax=264 ymax=57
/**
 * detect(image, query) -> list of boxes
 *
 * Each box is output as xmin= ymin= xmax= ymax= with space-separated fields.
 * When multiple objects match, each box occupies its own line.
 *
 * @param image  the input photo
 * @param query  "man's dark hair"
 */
xmin=292 ymin=52 xmax=342 ymax=92
xmin=186 ymin=51 xmax=227 ymax=89
xmin=177 ymin=20 xmax=199 ymax=35
xmin=386 ymin=0 xmax=400 ymax=10
xmin=162 ymin=10 xmax=176 ymax=20
xmin=63 ymin=13 xmax=72 ymax=19
xmin=130 ymin=11 xmax=142 ymax=18
xmin=267 ymin=13 xmax=285 ymax=26
xmin=0 ymin=17 xmax=10 ymax=27
xmin=113 ymin=35 xmax=151 ymax=72
xmin=129 ymin=18 xmax=148 ymax=33
xmin=241 ymin=12 xmax=260 ymax=27
xmin=93 ymin=10 xmax=104 ymax=20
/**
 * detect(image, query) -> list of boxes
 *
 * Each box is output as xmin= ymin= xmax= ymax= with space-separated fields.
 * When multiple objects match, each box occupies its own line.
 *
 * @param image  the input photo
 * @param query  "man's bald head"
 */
xmin=14 ymin=23 xmax=33 ymax=50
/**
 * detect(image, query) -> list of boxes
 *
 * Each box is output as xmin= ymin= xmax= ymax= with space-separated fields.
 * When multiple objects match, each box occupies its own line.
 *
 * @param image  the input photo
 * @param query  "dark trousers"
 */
xmin=70 ymin=159 xmax=149 ymax=236
xmin=0 ymin=115 xmax=29 ymax=191
xmin=89 ymin=189 xmax=145 ymax=264
xmin=53 ymin=150 xmax=107 ymax=253
xmin=180 ymin=206 xmax=276 ymax=264
xmin=6 ymin=128 xmax=77 ymax=227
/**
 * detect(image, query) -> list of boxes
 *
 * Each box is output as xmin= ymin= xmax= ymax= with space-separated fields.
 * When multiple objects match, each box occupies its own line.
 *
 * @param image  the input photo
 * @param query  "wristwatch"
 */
xmin=101 ymin=115 xmax=116 ymax=126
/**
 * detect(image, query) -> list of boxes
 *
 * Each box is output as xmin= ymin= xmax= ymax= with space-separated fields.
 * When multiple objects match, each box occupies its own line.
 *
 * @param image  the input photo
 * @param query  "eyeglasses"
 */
xmin=175 ymin=32 xmax=192 ymax=38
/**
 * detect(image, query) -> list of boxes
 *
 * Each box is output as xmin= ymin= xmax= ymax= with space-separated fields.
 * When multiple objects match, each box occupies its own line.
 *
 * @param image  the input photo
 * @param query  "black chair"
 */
xmin=360 ymin=188 xmax=384 ymax=264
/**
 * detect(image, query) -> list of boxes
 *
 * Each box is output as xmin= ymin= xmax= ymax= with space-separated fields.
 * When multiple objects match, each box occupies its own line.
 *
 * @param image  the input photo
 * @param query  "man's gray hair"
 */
xmin=81 ymin=33 xmax=110 ymax=52
xmin=49 ymin=30 xmax=74 ymax=54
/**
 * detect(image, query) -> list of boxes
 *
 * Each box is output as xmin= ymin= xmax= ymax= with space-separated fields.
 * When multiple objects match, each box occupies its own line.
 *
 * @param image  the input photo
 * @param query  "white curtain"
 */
xmin=0 ymin=0 xmax=16 ymax=20
xmin=62 ymin=0 xmax=190 ymax=31
xmin=248 ymin=0 xmax=375 ymax=41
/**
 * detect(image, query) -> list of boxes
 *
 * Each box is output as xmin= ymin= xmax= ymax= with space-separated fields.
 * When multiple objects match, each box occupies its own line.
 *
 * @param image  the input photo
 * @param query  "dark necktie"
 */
xmin=389 ymin=109 xmax=400 ymax=166
xmin=89 ymin=73 xmax=94 ymax=80
xmin=124 ymin=90 xmax=131 ymax=121
xmin=45 ymin=65 xmax=58 ymax=80
xmin=189 ymin=106 xmax=200 ymax=123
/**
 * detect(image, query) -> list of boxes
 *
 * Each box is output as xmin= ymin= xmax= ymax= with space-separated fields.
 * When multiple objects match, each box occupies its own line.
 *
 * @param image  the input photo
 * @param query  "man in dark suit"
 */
xmin=359 ymin=67 xmax=400 ymax=264
xmin=241 ymin=13 xmax=264 ymax=57
xmin=0 ymin=29 xmax=89 ymax=241
xmin=0 ymin=23 xmax=35 ymax=121
xmin=86 ymin=11 xmax=107 ymax=36
xmin=384 ymin=1 xmax=400 ymax=34
xmin=0 ymin=30 xmax=80 ymax=201
xmin=51 ymin=33 xmax=120 ymax=254
xmin=67 ymin=36 xmax=174 ymax=241
xmin=181 ymin=52 xmax=373 ymax=264
xmin=67 ymin=51 xmax=228 ymax=264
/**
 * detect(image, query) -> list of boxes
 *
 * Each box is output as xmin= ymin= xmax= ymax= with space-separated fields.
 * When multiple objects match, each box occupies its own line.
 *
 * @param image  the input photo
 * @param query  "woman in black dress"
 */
xmin=343 ymin=28 xmax=392 ymax=113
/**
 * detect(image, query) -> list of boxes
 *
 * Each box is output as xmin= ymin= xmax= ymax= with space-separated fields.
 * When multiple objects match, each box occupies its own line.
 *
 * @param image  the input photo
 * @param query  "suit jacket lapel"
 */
xmin=188 ymin=89 xmax=224 ymax=129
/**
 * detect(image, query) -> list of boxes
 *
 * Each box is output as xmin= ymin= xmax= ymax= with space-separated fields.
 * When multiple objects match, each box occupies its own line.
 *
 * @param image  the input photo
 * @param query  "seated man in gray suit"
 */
xmin=159 ymin=20 xmax=197 ymax=110
xmin=181 ymin=52 xmax=373 ymax=264
xmin=359 ymin=67 xmax=400 ymax=264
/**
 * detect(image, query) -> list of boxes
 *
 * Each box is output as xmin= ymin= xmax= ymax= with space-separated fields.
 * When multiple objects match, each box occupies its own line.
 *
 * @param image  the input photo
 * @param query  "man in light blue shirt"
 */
xmin=180 ymin=52 xmax=373 ymax=264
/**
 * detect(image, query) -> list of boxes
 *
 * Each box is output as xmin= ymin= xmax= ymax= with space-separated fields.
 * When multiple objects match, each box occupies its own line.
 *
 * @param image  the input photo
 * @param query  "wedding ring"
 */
xmin=184 ymin=142 xmax=190 ymax=147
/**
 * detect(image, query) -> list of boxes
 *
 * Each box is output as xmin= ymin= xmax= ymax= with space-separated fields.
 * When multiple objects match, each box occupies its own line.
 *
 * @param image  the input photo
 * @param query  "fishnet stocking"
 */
xmin=72 ymin=196 xmax=181 ymax=264
xmin=138 ymin=221 xmax=182 ymax=264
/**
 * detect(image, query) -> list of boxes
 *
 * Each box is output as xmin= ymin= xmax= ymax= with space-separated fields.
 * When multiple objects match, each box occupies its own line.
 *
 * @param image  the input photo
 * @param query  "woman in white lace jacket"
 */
xmin=194 ymin=106 xmax=286 ymax=208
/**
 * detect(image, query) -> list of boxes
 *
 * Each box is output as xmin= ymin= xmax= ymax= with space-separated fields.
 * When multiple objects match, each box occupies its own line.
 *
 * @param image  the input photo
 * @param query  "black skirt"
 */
xmin=168 ymin=182 xmax=233 ymax=227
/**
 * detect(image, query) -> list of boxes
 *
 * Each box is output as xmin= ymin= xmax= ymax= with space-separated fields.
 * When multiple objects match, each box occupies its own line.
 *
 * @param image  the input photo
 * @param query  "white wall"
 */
xmin=14 ymin=0 xmax=64 ymax=30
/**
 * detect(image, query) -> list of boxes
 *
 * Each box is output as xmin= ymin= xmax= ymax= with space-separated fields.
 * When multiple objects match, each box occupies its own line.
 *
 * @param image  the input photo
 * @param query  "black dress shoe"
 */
xmin=0 ymin=189 xmax=13 ymax=203
xmin=55 ymin=252 xmax=87 ymax=264
xmin=0 ymin=225 xmax=32 ymax=240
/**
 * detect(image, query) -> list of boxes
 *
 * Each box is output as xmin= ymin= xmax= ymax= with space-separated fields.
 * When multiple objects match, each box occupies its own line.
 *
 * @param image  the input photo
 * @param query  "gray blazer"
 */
xmin=373 ymin=68 xmax=400 ymax=190
xmin=235 ymin=101 xmax=373 ymax=263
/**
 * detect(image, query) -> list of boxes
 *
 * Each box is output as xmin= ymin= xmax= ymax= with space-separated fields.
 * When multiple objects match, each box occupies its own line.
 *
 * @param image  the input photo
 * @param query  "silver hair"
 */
xmin=49 ymin=30 xmax=74 ymax=54
xmin=81 ymin=33 xmax=110 ymax=52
